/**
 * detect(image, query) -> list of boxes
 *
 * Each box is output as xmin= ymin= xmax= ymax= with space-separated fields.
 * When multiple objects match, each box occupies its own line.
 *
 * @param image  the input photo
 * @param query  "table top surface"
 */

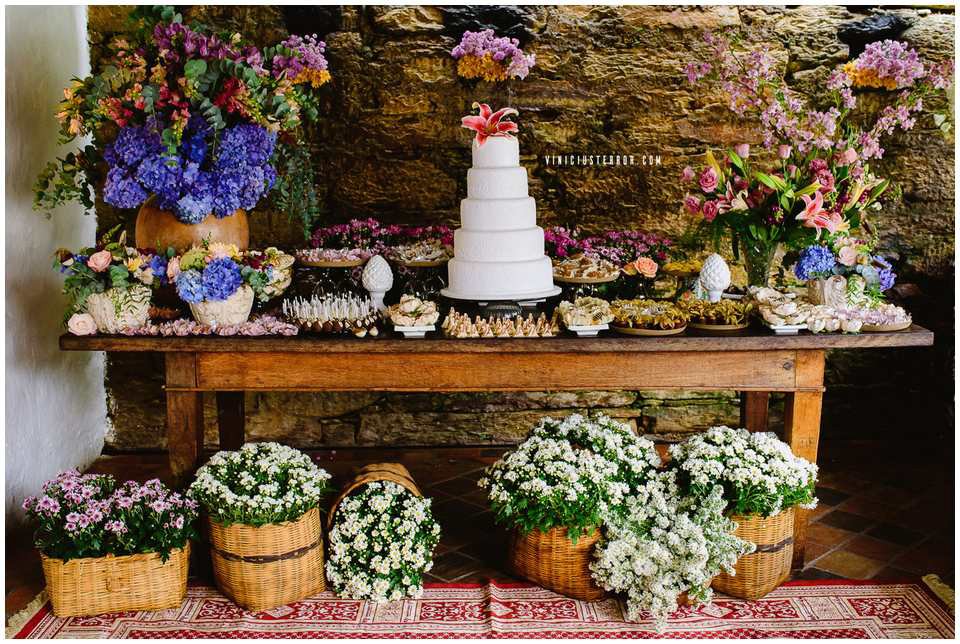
xmin=60 ymin=324 xmax=934 ymax=354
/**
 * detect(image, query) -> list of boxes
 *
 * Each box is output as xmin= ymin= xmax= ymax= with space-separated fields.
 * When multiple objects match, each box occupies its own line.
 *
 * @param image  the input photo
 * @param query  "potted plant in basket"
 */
xmin=22 ymin=471 xmax=197 ymax=617
xmin=34 ymin=6 xmax=330 ymax=250
xmin=56 ymin=225 xmax=170 ymax=334
xmin=668 ymin=425 xmax=818 ymax=600
xmin=478 ymin=414 xmax=661 ymax=601
xmin=326 ymin=463 xmax=441 ymax=602
xmin=188 ymin=442 xmax=331 ymax=610
xmin=682 ymin=34 xmax=953 ymax=287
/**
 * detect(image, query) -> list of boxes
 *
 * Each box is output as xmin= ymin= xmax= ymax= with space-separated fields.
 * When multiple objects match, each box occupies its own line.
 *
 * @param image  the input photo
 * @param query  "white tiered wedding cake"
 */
xmin=442 ymin=104 xmax=560 ymax=301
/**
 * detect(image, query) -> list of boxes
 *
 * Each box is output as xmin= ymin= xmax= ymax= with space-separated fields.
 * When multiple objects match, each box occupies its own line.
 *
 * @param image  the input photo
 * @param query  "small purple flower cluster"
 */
xmin=103 ymin=117 xmax=277 ymax=223
xmin=853 ymin=40 xmax=926 ymax=89
xmin=176 ymin=257 xmax=244 ymax=304
xmin=22 ymin=470 xmax=197 ymax=561
xmin=273 ymin=34 xmax=329 ymax=80
xmin=451 ymin=29 xmax=536 ymax=80
xmin=543 ymin=226 xmax=580 ymax=259
xmin=153 ymin=21 xmax=238 ymax=65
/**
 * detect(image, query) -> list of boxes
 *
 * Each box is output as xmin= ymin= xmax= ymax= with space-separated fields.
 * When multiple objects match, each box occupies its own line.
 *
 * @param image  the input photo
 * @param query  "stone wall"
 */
xmin=88 ymin=5 xmax=954 ymax=452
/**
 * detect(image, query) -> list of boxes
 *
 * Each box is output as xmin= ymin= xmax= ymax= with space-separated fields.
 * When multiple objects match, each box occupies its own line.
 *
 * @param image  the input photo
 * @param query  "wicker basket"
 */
xmin=40 ymin=544 xmax=189 ymax=617
xmin=208 ymin=506 xmax=325 ymax=611
xmin=327 ymin=463 xmax=422 ymax=529
xmin=508 ymin=526 xmax=606 ymax=601
xmin=712 ymin=507 xmax=795 ymax=600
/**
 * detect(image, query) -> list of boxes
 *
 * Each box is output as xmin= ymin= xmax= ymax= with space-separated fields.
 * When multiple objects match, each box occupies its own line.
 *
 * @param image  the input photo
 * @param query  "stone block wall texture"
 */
xmin=88 ymin=6 xmax=954 ymax=452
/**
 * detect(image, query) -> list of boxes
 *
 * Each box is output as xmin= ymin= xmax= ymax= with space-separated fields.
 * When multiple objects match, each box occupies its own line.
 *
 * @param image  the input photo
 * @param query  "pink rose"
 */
xmin=702 ymin=200 xmax=719 ymax=222
xmin=67 ymin=313 xmax=97 ymax=336
xmin=837 ymin=244 xmax=858 ymax=266
xmin=633 ymin=257 xmax=658 ymax=279
xmin=681 ymin=166 xmax=695 ymax=182
xmin=734 ymin=144 xmax=750 ymax=159
xmin=777 ymin=145 xmax=792 ymax=160
xmin=683 ymin=194 xmax=701 ymax=214
xmin=699 ymin=167 xmax=719 ymax=193
xmin=87 ymin=250 xmax=113 ymax=273
xmin=837 ymin=148 xmax=858 ymax=166
xmin=166 ymin=256 xmax=181 ymax=282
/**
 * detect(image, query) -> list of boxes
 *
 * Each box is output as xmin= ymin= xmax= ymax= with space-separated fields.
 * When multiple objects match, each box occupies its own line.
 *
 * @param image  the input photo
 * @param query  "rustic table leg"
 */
xmin=784 ymin=390 xmax=823 ymax=573
xmin=216 ymin=391 xmax=246 ymax=451
xmin=165 ymin=352 xmax=204 ymax=488
xmin=740 ymin=392 xmax=770 ymax=432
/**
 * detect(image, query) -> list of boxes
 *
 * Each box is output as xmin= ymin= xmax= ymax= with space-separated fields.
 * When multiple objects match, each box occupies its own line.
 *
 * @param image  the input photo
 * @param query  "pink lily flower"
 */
xmin=796 ymin=192 xmax=847 ymax=237
xmin=461 ymin=102 xmax=519 ymax=146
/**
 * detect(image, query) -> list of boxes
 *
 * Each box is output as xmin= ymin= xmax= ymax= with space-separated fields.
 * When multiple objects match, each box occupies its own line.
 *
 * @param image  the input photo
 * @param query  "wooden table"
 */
xmin=61 ymin=326 xmax=933 ymax=570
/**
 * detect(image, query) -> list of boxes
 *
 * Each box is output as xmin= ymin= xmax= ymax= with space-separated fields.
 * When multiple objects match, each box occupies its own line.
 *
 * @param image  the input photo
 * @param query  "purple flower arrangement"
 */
xmin=452 ymin=29 xmax=536 ymax=81
xmin=104 ymin=117 xmax=277 ymax=224
xmin=543 ymin=226 xmax=673 ymax=266
xmin=22 ymin=470 xmax=197 ymax=562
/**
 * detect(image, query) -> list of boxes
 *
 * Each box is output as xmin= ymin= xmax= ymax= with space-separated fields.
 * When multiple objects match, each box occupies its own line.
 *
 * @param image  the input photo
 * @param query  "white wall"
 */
xmin=5 ymin=6 xmax=106 ymax=524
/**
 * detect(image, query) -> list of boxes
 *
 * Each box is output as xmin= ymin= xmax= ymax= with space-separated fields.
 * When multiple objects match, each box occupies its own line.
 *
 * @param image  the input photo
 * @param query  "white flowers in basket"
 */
xmin=668 ymin=426 xmax=819 ymax=517
xmin=590 ymin=471 xmax=754 ymax=629
xmin=326 ymin=481 xmax=441 ymax=603
xmin=478 ymin=414 xmax=661 ymax=541
xmin=188 ymin=442 xmax=332 ymax=526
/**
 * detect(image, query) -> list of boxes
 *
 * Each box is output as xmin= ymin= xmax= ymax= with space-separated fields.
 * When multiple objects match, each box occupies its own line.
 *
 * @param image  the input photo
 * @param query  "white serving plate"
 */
xmin=565 ymin=323 xmax=609 ymax=337
xmin=393 ymin=324 xmax=436 ymax=339
xmin=764 ymin=323 xmax=808 ymax=335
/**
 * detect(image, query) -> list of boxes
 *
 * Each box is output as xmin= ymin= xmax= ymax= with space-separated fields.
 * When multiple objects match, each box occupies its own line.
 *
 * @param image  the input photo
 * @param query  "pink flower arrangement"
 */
xmin=461 ymin=102 xmax=518 ymax=146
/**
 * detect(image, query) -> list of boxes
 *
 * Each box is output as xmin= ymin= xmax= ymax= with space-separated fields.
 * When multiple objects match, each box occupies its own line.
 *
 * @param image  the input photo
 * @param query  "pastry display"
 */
xmin=610 ymin=300 xmax=689 ymax=335
xmin=859 ymin=303 xmax=912 ymax=332
xmin=442 ymin=308 xmax=560 ymax=338
xmin=552 ymin=254 xmax=620 ymax=283
xmin=390 ymin=239 xmax=452 ymax=266
xmin=388 ymin=295 xmax=440 ymax=327
xmin=661 ymin=259 xmax=702 ymax=276
xmin=682 ymin=298 xmax=754 ymax=329
xmin=558 ymin=297 xmax=614 ymax=327
xmin=750 ymin=287 xmax=865 ymax=334
xmin=296 ymin=248 xmax=372 ymax=267
xmin=246 ymin=247 xmax=295 ymax=302
xmin=442 ymin=104 xmax=561 ymax=301
xmin=282 ymin=294 xmax=382 ymax=337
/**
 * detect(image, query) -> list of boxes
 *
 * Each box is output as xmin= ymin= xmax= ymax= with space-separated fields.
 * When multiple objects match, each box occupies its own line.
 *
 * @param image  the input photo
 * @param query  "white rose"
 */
xmin=68 ymin=313 xmax=97 ymax=335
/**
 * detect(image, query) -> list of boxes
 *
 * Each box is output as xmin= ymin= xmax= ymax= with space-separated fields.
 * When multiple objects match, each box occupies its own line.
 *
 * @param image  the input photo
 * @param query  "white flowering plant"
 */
xmin=188 ymin=442 xmax=332 ymax=527
xmin=668 ymin=426 xmax=818 ymax=517
xmin=326 ymin=481 xmax=441 ymax=602
xmin=591 ymin=471 xmax=754 ymax=630
xmin=478 ymin=414 xmax=661 ymax=542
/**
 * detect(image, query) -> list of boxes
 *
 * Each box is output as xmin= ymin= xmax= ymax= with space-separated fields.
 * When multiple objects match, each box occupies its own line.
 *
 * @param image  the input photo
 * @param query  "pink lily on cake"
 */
xmin=796 ymin=192 xmax=847 ymax=237
xmin=461 ymin=102 xmax=518 ymax=145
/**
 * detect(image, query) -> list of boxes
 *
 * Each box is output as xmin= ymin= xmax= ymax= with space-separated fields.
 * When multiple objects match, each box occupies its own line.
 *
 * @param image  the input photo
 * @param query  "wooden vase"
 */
xmin=135 ymin=197 xmax=249 ymax=253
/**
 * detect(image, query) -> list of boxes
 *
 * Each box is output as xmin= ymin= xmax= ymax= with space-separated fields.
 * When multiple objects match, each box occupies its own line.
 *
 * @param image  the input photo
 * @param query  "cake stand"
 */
xmin=440 ymin=285 xmax=562 ymax=306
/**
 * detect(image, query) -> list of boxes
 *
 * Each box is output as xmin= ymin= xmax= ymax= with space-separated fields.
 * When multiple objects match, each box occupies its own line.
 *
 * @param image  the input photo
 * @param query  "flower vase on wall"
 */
xmin=136 ymin=196 xmax=249 ymax=253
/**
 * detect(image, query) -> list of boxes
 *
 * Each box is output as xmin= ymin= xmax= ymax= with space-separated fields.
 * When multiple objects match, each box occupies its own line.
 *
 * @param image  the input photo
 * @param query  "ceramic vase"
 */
xmin=136 ymin=196 xmax=249 ymax=253
xmin=85 ymin=284 xmax=151 ymax=333
xmin=807 ymin=275 xmax=848 ymax=308
xmin=189 ymin=285 xmax=254 ymax=327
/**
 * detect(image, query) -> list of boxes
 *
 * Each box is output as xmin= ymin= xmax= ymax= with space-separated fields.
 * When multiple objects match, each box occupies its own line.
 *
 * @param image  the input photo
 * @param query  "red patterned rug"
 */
xmin=12 ymin=580 xmax=953 ymax=639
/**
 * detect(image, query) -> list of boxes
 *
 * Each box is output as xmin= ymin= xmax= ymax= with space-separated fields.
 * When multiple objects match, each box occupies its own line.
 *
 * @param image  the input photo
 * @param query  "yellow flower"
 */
xmin=207 ymin=242 xmax=240 ymax=260
xmin=843 ymin=62 xmax=898 ymax=90
xmin=125 ymin=256 xmax=143 ymax=271
xmin=457 ymin=54 xmax=508 ymax=82
xmin=292 ymin=68 xmax=331 ymax=89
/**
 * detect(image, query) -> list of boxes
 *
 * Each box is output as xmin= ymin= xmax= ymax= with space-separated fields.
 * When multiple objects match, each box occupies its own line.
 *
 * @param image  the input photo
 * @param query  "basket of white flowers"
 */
xmin=326 ymin=463 xmax=441 ymax=602
xmin=668 ymin=426 xmax=818 ymax=600
xmin=188 ymin=442 xmax=332 ymax=610
xmin=479 ymin=414 xmax=661 ymax=601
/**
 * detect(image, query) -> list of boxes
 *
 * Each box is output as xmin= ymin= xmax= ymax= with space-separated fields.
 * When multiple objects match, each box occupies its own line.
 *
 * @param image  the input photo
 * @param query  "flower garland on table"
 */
xmin=188 ymin=442 xmax=331 ymax=527
xmin=478 ymin=414 xmax=660 ymax=542
xmin=120 ymin=315 xmax=299 ymax=336
xmin=326 ymin=481 xmax=441 ymax=602
xmin=668 ymin=426 xmax=818 ymax=517
xmin=23 ymin=470 xmax=197 ymax=562
xmin=591 ymin=472 xmax=753 ymax=630
xmin=451 ymin=29 xmax=535 ymax=81
xmin=34 ymin=6 xmax=331 ymax=229
xmin=56 ymin=226 xmax=168 ymax=325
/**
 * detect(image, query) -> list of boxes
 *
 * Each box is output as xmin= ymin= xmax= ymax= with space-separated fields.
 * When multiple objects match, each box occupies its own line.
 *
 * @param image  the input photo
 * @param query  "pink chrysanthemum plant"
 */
xmin=461 ymin=102 xmax=519 ymax=146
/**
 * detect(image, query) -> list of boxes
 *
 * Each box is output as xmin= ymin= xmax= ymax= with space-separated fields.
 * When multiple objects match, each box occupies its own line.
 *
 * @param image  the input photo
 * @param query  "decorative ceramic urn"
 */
xmin=362 ymin=255 xmax=394 ymax=311
xmin=85 ymin=285 xmax=151 ymax=333
xmin=807 ymin=275 xmax=848 ymax=308
xmin=189 ymin=285 xmax=255 ymax=327
xmin=699 ymin=253 xmax=731 ymax=302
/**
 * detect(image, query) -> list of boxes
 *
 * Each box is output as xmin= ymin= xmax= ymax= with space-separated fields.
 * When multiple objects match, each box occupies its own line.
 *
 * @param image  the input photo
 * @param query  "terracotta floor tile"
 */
xmin=854 ymin=484 xmax=920 ymax=509
xmin=806 ymin=522 xmax=856 ymax=548
xmin=430 ymin=551 xmax=483 ymax=582
xmin=833 ymin=497 xmax=902 ymax=523
xmin=866 ymin=522 xmax=926 ymax=546
xmin=844 ymin=535 xmax=905 ymax=563
xmin=890 ymin=538 xmax=954 ymax=576
xmin=803 ymin=541 xmax=833 ymax=566
xmin=815 ymin=487 xmax=851 ymax=506
xmin=815 ymin=550 xmax=886 ymax=579
xmin=871 ymin=566 xmax=918 ymax=582
xmin=817 ymin=510 xmax=876 ymax=533
xmin=808 ymin=505 xmax=834 ymax=522
xmin=795 ymin=567 xmax=844 ymax=581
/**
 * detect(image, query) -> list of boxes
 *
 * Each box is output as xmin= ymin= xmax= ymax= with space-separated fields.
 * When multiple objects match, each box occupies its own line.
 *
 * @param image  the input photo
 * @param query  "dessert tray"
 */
xmin=565 ymin=323 xmax=609 ymax=337
xmin=296 ymin=248 xmax=371 ymax=268
xmin=612 ymin=324 xmax=687 ymax=336
xmin=687 ymin=321 xmax=750 ymax=332
xmin=282 ymin=294 xmax=382 ymax=337
xmin=387 ymin=296 xmax=440 ymax=338
xmin=861 ymin=320 xmax=912 ymax=333
xmin=609 ymin=299 xmax=689 ymax=337
xmin=553 ymin=274 xmax=619 ymax=285
xmin=557 ymin=297 xmax=614 ymax=336
xmin=552 ymin=254 xmax=621 ymax=283
xmin=442 ymin=308 xmax=560 ymax=338
xmin=393 ymin=324 xmax=436 ymax=338
xmin=391 ymin=240 xmax=452 ymax=267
